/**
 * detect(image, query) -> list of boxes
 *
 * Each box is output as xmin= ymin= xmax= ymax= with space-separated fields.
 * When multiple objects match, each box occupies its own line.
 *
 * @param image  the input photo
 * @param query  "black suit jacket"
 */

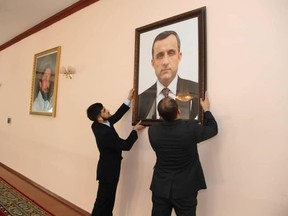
xmin=91 ymin=103 xmax=138 ymax=183
xmin=148 ymin=111 xmax=218 ymax=198
xmin=138 ymin=76 xmax=199 ymax=120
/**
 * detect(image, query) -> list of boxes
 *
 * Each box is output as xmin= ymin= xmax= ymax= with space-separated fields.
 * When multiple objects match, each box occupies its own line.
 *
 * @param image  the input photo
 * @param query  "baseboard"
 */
xmin=0 ymin=162 xmax=90 ymax=216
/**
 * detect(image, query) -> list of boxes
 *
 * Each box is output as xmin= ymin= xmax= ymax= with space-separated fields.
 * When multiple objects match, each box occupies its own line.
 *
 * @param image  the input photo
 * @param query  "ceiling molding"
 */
xmin=0 ymin=0 xmax=99 ymax=52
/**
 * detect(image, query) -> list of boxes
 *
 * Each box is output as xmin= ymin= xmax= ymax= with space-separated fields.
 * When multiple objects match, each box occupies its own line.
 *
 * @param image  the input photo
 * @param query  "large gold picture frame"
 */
xmin=29 ymin=46 xmax=61 ymax=117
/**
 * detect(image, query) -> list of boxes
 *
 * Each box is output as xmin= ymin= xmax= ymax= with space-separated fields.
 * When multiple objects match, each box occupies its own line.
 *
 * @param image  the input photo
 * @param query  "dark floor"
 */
xmin=0 ymin=164 xmax=89 ymax=216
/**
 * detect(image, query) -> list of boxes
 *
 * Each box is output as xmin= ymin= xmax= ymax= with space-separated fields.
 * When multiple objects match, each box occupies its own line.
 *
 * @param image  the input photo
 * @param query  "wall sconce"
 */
xmin=60 ymin=66 xmax=76 ymax=79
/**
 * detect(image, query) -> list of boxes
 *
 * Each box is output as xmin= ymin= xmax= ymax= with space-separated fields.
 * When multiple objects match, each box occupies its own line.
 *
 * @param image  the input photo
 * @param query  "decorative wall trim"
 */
xmin=0 ymin=0 xmax=99 ymax=51
xmin=0 ymin=162 xmax=89 ymax=216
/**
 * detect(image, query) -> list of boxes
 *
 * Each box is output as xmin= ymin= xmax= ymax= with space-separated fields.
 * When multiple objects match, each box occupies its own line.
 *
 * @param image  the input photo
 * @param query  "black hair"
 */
xmin=152 ymin=30 xmax=181 ymax=57
xmin=157 ymin=97 xmax=178 ymax=121
xmin=86 ymin=103 xmax=103 ymax=121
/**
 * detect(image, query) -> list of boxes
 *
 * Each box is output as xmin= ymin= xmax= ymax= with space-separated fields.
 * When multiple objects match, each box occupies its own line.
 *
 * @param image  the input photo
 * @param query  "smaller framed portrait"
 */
xmin=132 ymin=7 xmax=206 ymax=125
xmin=29 ymin=46 xmax=61 ymax=117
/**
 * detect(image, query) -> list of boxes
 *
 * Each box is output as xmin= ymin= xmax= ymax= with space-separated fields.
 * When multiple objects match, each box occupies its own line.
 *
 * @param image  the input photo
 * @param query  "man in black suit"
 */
xmin=138 ymin=30 xmax=199 ymax=120
xmin=87 ymin=89 xmax=145 ymax=216
xmin=148 ymin=92 xmax=218 ymax=216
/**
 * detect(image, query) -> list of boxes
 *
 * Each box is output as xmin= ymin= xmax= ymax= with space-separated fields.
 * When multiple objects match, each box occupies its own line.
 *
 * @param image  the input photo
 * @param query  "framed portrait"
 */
xmin=132 ymin=7 xmax=206 ymax=125
xmin=29 ymin=46 xmax=61 ymax=117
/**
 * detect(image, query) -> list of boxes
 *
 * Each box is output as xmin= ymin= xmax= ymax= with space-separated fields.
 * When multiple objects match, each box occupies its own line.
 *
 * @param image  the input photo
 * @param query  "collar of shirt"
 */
xmin=101 ymin=121 xmax=111 ymax=127
xmin=156 ymin=76 xmax=178 ymax=99
xmin=156 ymin=76 xmax=177 ymax=98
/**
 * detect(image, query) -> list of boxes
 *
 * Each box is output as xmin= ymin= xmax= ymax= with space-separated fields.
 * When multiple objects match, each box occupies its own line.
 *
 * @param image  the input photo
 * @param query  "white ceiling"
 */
xmin=0 ymin=0 xmax=80 ymax=46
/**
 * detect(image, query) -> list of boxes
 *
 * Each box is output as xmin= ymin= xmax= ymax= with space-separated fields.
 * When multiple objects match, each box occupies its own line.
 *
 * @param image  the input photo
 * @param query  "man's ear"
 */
xmin=178 ymin=52 xmax=182 ymax=61
xmin=96 ymin=115 xmax=102 ymax=122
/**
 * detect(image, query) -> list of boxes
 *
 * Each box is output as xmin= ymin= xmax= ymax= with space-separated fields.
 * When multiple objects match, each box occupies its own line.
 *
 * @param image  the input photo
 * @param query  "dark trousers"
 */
xmin=91 ymin=181 xmax=118 ymax=216
xmin=151 ymin=192 xmax=198 ymax=216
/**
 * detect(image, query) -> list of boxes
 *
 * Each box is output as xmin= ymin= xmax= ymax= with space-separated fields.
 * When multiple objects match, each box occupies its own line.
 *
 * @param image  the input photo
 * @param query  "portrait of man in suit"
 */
xmin=30 ymin=46 xmax=61 ymax=117
xmin=137 ymin=30 xmax=199 ymax=120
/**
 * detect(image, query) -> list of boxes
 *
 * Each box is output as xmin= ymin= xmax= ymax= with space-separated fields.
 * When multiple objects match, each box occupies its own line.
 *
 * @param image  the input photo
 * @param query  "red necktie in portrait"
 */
xmin=161 ymin=88 xmax=170 ymax=97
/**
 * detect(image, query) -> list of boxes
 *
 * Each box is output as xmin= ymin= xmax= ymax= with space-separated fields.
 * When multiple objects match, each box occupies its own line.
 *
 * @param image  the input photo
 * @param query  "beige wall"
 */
xmin=1 ymin=0 xmax=288 ymax=215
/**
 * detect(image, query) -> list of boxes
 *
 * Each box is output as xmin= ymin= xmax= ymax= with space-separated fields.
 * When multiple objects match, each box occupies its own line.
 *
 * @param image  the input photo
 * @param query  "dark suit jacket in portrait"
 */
xmin=91 ymin=103 xmax=138 ymax=183
xmin=148 ymin=111 xmax=218 ymax=198
xmin=138 ymin=76 xmax=199 ymax=120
